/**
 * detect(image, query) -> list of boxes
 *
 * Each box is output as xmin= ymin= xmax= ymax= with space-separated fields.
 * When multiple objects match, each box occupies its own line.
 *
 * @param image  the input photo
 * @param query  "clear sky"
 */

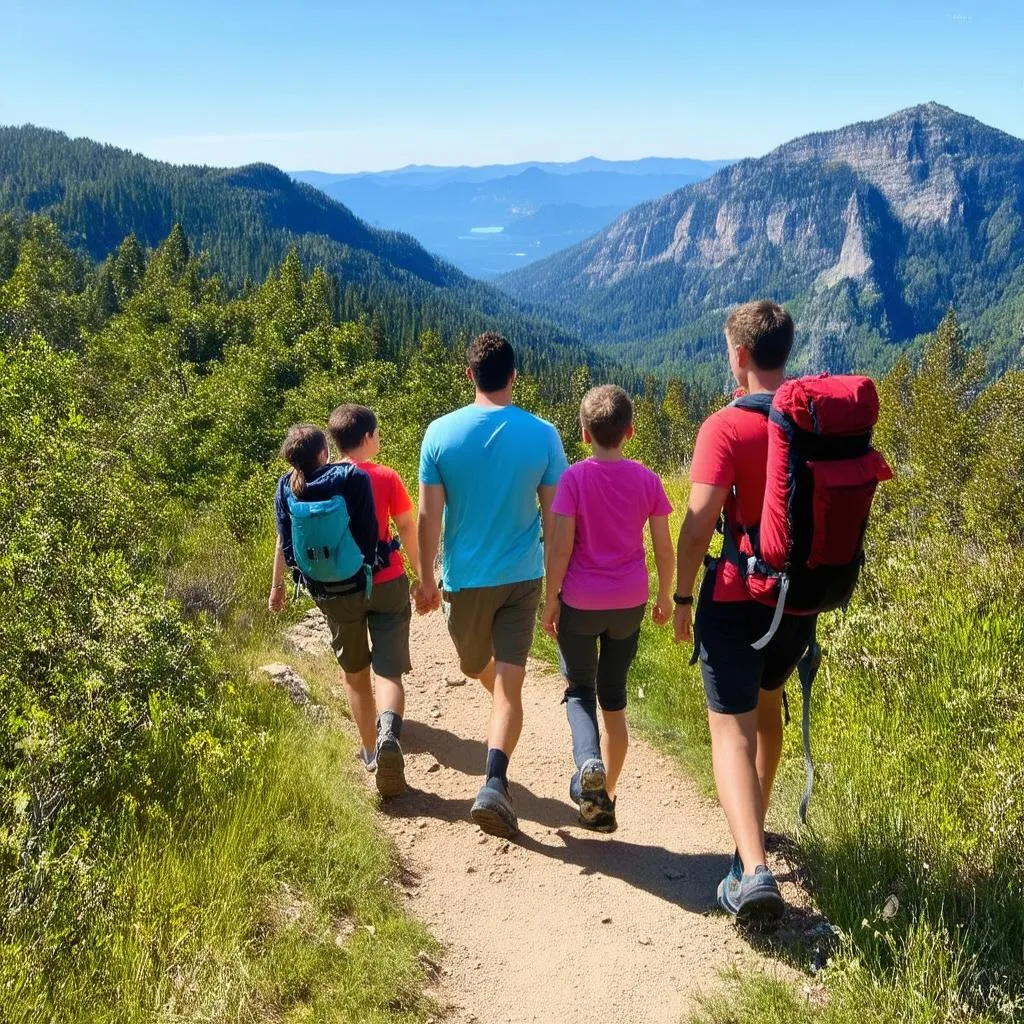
xmin=3 ymin=0 xmax=1022 ymax=171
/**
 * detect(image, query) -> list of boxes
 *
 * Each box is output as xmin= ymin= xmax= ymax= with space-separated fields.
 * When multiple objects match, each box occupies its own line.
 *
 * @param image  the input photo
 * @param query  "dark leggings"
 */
xmin=557 ymin=602 xmax=645 ymax=768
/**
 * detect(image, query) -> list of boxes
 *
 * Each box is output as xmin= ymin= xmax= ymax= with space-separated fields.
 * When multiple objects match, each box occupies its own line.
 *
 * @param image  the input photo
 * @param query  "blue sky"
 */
xmin=2 ymin=1 xmax=1022 ymax=171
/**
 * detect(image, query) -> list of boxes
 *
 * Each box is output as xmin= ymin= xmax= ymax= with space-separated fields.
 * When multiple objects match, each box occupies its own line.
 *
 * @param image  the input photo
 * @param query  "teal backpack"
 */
xmin=286 ymin=490 xmax=372 ymax=595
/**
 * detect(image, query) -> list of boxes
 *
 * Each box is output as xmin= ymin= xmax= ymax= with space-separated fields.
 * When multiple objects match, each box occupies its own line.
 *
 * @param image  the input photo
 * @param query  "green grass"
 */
xmin=0 ymin=647 xmax=437 ymax=1024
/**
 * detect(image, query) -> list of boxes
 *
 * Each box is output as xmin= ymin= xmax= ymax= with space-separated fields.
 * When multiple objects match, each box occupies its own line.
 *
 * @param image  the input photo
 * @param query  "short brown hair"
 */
xmin=580 ymin=385 xmax=633 ymax=448
xmin=468 ymin=331 xmax=515 ymax=393
xmin=725 ymin=300 xmax=794 ymax=371
xmin=280 ymin=423 xmax=328 ymax=497
xmin=328 ymin=404 xmax=377 ymax=452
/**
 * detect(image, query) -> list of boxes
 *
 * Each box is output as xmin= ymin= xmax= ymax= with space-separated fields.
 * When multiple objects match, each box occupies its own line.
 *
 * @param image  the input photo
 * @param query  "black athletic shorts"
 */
xmin=695 ymin=569 xmax=816 ymax=715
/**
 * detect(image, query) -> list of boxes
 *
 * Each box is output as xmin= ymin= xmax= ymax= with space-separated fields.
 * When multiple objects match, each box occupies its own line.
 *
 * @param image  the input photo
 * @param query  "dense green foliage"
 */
xmin=499 ymin=104 xmax=1024 ymax=379
xmin=0 ymin=125 xmax=604 ymax=375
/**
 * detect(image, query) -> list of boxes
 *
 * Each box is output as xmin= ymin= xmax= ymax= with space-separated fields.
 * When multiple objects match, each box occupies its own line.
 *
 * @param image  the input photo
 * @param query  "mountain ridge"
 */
xmin=498 ymin=103 xmax=1024 ymax=374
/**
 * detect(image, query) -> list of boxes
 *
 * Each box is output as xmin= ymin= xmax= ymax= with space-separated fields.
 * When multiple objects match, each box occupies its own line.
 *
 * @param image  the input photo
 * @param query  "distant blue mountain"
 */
xmin=291 ymin=157 xmax=731 ymax=278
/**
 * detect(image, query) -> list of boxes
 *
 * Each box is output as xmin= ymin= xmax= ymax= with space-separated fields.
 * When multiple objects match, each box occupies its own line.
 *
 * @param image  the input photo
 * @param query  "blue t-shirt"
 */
xmin=419 ymin=404 xmax=568 ymax=591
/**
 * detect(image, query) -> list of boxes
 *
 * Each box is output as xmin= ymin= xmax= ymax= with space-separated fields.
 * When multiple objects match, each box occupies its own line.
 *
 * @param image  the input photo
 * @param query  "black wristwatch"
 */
xmin=673 ymin=593 xmax=694 ymax=606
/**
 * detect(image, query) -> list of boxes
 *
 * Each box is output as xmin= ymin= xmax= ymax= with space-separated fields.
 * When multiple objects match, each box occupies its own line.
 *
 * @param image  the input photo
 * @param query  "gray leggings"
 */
xmin=557 ymin=602 xmax=645 ymax=768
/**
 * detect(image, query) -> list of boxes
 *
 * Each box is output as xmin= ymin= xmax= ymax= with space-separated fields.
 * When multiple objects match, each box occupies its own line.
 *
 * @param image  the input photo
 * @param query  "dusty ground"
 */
xmin=287 ymin=609 xmax=809 ymax=1024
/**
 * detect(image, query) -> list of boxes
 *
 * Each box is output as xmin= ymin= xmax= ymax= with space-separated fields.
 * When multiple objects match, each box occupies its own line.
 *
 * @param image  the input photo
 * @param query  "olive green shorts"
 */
xmin=316 ymin=575 xmax=412 ymax=678
xmin=442 ymin=578 xmax=542 ymax=676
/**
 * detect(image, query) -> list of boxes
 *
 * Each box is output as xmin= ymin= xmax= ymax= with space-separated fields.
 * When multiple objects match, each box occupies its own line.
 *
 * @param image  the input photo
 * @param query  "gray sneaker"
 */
xmin=374 ymin=733 xmax=405 ymax=798
xmin=471 ymin=777 xmax=518 ymax=838
xmin=359 ymin=747 xmax=377 ymax=773
xmin=718 ymin=863 xmax=784 ymax=927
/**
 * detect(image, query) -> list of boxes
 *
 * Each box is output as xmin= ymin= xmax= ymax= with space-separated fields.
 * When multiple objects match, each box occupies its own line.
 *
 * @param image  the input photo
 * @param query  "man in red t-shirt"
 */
xmin=328 ymin=404 xmax=419 ymax=799
xmin=673 ymin=301 xmax=814 ymax=926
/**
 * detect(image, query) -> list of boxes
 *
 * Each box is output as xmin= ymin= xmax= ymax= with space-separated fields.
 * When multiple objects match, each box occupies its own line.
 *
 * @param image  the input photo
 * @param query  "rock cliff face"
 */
xmin=499 ymin=104 xmax=1024 ymax=372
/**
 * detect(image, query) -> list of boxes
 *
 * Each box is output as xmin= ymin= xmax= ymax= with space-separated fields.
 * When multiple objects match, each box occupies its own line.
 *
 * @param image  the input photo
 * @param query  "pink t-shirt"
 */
xmin=551 ymin=458 xmax=673 ymax=611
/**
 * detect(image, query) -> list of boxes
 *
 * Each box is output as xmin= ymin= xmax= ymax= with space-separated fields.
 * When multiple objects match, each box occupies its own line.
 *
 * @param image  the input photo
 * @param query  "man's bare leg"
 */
xmin=708 ymin=708 xmax=766 ymax=874
xmin=468 ymin=657 xmax=496 ymax=695
xmin=488 ymin=661 xmax=525 ymax=755
xmin=755 ymin=687 xmax=785 ymax=826
xmin=470 ymin=661 xmax=526 ymax=837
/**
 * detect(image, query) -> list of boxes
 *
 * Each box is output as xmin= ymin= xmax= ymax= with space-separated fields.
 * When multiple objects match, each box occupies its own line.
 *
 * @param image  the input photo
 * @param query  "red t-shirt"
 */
xmin=358 ymin=462 xmax=414 ymax=585
xmin=689 ymin=404 xmax=769 ymax=602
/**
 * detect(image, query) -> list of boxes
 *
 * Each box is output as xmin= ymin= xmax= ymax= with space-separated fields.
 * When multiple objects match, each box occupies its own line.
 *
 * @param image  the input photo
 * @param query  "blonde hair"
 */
xmin=580 ymin=385 xmax=633 ymax=448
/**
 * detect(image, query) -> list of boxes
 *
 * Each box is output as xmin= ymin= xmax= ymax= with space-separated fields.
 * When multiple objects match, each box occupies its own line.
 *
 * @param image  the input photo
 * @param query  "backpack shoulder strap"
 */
xmin=730 ymin=391 xmax=774 ymax=417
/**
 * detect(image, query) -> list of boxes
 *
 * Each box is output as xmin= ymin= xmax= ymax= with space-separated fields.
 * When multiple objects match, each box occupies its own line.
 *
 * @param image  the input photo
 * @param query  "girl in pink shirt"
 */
xmin=542 ymin=385 xmax=674 ymax=831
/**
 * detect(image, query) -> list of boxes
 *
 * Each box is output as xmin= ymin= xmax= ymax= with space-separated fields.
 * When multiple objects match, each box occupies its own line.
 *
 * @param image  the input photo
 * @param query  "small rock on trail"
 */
xmin=258 ymin=662 xmax=327 ymax=723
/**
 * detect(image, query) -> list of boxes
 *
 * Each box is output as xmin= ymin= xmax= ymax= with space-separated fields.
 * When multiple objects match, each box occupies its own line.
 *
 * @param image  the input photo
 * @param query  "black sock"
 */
xmin=485 ymin=748 xmax=509 ymax=784
xmin=378 ymin=710 xmax=402 ymax=741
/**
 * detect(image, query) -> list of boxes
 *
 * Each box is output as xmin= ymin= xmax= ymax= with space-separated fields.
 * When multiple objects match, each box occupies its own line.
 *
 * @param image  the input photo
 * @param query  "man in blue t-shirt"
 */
xmin=417 ymin=331 xmax=568 ymax=837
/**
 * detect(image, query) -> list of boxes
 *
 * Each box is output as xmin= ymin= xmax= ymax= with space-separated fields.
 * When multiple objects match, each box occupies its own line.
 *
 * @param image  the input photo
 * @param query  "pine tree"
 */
xmin=112 ymin=233 xmax=145 ymax=303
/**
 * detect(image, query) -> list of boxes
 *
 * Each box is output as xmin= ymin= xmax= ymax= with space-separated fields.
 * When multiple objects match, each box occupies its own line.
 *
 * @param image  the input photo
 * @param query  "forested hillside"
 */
xmin=499 ymin=104 xmax=1024 ymax=377
xmin=0 ymin=125 xmax=597 ymax=373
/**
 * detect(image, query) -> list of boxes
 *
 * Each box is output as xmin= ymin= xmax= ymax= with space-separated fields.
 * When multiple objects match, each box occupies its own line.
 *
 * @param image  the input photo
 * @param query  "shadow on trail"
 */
xmin=383 ymin=777 xmax=728 ymax=914
xmin=402 ymin=719 xmax=488 ymax=777
xmin=382 ymin=778 xmax=575 ymax=831
xmin=517 ymin=829 xmax=728 ymax=914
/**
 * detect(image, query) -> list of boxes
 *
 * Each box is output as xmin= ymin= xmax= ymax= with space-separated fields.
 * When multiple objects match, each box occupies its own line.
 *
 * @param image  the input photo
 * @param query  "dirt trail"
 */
xmin=292 ymin=609 xmax=791 ymax=1024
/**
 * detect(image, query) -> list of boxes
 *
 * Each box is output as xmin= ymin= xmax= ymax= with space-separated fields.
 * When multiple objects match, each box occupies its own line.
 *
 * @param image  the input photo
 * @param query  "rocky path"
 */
xmin=287 ymin=610 xmax=795 ymax=1024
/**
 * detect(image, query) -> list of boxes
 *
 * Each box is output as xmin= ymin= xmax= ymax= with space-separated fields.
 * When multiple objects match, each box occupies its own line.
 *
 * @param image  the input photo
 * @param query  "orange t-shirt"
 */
xmin=358 ymin=462 xmax=413 ymax=584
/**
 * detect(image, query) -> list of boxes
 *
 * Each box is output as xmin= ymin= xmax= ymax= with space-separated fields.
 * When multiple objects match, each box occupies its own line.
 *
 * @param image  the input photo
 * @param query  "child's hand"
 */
xmin=268 ymin=584 xmax=287 ymax=613
xmin=651 ymin=592 xmax=672 ymax=626
xmin=414 ymin=579 xmax=442 ymax=615
xmin=542 ymin=596 xmax=560 ymax=638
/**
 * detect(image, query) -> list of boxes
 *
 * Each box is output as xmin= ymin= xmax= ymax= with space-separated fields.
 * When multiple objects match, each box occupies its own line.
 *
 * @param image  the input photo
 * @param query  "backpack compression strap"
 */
xmin=796 ymin=625 xmax=822 ymax=825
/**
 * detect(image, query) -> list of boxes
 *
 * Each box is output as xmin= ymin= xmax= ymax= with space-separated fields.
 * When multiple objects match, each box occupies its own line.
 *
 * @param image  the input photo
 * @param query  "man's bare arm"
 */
xmin=416 ymin=483 xmax=446 ymax=612
xmin=538 ymin=483 xmax=558 ymax=580
xmin=674 ymin=482 xmax=729 ymax=642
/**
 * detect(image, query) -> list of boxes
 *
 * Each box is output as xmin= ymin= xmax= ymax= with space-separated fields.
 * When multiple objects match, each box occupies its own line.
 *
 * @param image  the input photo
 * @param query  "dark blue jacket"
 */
xmin=274 ymin=463 xmax=379 ymax=595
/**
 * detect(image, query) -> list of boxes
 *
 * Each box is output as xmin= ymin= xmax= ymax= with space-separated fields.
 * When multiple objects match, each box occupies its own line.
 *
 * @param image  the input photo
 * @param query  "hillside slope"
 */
xmin=499 ymin=104 xmax=1024 ymax=373
xmin=0 ymin=125 xmax=590 ymax=363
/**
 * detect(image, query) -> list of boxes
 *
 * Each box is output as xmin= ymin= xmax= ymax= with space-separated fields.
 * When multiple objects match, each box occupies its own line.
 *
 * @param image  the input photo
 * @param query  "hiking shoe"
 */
xmin=579 ymin=792 xmax=617 ymax=833
xmin=374 ymin=733 xmax=405 ymax=798
xmin=718 ymin=863 xmax=784 ymax=927
xmin=569 ymin=758 xmax=607 ymax=821
xmin=471 ymin=777 xmax=518 ymax=838
xmin=359 ymin=747 xmax=377 ymax=773
xmin=716 ymin=850 xmax=744 ymax=915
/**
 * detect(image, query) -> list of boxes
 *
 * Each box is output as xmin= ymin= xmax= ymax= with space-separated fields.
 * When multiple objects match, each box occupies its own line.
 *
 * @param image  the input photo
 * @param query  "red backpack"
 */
xmin=718 ymin=373 xmax=893 ymax=821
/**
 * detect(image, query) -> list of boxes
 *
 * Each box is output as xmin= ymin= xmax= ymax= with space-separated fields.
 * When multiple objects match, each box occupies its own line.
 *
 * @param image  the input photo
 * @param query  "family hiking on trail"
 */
xmin=269 ymin=301 xmax=892 ymax=927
